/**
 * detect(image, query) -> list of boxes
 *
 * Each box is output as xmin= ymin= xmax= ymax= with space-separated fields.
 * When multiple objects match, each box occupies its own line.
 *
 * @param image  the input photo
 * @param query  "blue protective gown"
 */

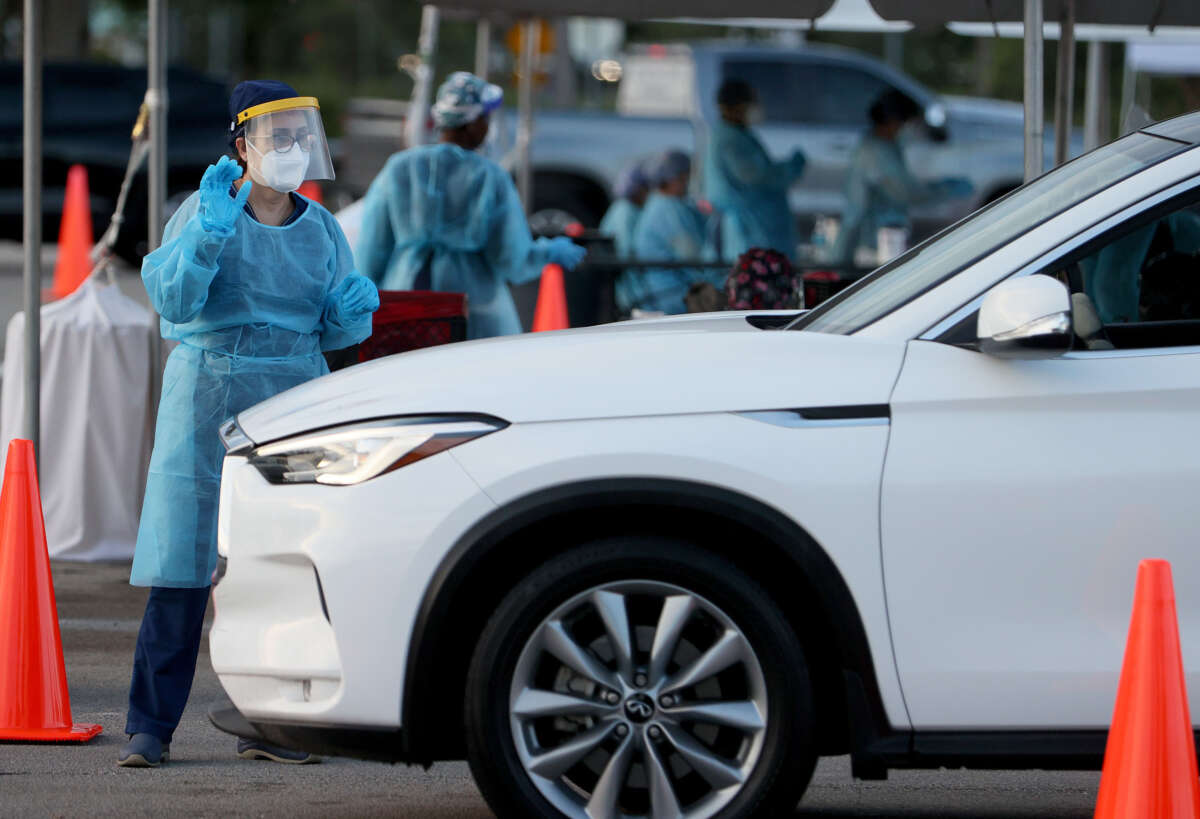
xmin=356 ymin=143 xmax=561 ymax=339
xmin=623 ymin=193 xmax=720 ymax=315
xmin=830 ymin=134 xmax=940 ymax=266
xmin=132 ymin=192 xmax=373 ymax=588
xmin=599 ymin=198 xmax=642 ymax=259
xmin=1083 ymin=212 xmax=1200 ymax=324
xmin=704 ymin=120 xmax=805 ymax=261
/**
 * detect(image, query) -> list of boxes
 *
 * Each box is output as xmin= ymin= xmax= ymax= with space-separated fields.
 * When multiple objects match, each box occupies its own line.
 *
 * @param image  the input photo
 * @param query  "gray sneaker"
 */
xmin=117 ymin=733 xmax=169 ymax=768
xmin=236 ymin=737 xmax=319 ymax=764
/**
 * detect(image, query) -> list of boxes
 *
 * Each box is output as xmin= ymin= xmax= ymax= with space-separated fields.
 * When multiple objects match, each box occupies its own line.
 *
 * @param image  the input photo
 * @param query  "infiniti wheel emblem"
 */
xmin=623 ymin=694 xmax=654 ymax=723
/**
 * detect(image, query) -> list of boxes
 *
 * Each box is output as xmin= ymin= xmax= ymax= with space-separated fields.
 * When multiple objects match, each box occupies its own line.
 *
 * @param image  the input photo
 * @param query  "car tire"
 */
xmin=464 ymin=537 xmax=816 ymax=819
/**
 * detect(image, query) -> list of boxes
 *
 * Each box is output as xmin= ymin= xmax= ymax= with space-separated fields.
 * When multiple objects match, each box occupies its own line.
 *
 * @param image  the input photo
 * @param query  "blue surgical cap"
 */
xmin=647 ymin=149 xmax=692 ymax=186
xmin=432 ymin=72 xmax=503 ymax=130
xmin=228 ymin=79 xmax=299 ymax=148
xmin=614 ymin=161 xmax=650 ymax=200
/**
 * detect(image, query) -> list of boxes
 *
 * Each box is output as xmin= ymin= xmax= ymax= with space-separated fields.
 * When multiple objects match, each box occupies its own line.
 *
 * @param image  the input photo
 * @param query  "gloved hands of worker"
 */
xmin=198 ymin=156 xmax=251 ymax=236
xmin=327 ymin=274 xmax=380 ymax=325
xmin=544 ymin=236 xmax=587 ymax=271
xmin=936 ymin=177 xmax=974 ymax=199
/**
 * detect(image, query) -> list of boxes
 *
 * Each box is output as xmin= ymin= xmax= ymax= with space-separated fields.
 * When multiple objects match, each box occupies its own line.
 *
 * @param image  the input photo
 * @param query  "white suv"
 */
xmin=209 ymin=113 xmax=1200 ymax=819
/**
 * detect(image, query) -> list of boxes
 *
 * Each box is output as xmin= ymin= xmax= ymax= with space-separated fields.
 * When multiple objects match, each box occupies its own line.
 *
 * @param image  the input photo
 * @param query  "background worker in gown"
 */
xmin=704 ymin=79 xmax=806 ymax=262
xmin=356 ymin=71 xmax=587 ymax=339
xmin=600 ymin=160 xmax=650 ymax=259
xmin=830 ymin=89 xmax=971 ymax=267
xmin=624 ymin=150 xmax=722 ymax=315
xmin=118 ymin=80 xmax=378 ymax=769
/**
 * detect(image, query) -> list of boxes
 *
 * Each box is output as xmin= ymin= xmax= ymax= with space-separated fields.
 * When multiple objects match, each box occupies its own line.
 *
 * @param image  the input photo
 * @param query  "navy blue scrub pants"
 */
xmin=125 ymin=586 xmax=211 ymax=743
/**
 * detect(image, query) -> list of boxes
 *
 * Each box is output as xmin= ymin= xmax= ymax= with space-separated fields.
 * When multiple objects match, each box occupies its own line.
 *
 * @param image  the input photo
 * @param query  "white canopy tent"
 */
xmin=665 ymin=0 xmax=912 ymax=33
xmin=1121 ymin=41 xmax=1200 ymax=135
xmin=948 ymin=21 xmax=1200 ymax=152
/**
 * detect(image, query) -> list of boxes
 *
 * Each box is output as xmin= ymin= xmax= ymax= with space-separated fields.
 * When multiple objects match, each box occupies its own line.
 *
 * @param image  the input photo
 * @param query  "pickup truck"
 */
xmin=503 ymin=42 xmax=1071 ymax=248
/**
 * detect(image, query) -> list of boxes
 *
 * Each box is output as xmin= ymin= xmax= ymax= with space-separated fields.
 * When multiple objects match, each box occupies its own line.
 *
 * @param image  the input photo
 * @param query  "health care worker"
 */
xmin=704 ymin=79 xmax=806 ymax=261
xmin=830 ymin=90 xmax=972 ymax=267
xmin=356 ymin=71 xmax=587 ymax=339
xmin=599 ymin=160 xmax=650 ymax=258
xmin=625 ymin=150 xmax=722 ymax=315
xmin=117 ymin=81 xmax=379 ymax=768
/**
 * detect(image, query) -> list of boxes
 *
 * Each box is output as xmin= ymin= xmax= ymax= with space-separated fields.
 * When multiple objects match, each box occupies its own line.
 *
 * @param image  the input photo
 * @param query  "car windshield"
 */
xmin=790 ymin=131 xmax=1189 ymax=335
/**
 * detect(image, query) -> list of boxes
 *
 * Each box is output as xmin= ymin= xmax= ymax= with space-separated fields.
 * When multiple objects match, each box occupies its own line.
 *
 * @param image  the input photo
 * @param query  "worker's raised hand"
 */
xmin=545 ymin=236 xmax=587 ymax=271
xmin=328 ymin=274 xmax=380 ymax=324
xmin=198 ymin=156 xmax=251 ymax=235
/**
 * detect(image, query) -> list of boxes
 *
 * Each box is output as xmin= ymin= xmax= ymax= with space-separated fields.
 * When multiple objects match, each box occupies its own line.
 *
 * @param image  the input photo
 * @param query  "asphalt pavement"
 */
xmin=0 ymin=560 xmax=1105 ymax=818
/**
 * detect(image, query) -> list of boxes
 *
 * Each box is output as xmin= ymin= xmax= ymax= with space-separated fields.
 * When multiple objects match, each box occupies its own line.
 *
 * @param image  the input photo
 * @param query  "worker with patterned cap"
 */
xmin=117 ymin=80 xmax=379 ymax=769
xmin=356 ymin=71 xmax=587 ymax=338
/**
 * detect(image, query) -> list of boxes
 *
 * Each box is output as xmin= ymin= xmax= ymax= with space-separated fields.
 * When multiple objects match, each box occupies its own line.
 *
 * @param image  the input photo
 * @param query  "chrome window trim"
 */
xmin=1062 ymin=345 xmax=1200 ymax=360
xmin=918 ymin=172 xmax=1200 ymax=342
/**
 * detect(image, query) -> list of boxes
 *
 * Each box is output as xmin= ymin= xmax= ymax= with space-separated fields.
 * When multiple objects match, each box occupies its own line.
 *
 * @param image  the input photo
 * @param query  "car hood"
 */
xmin=237 ymin=312 xmax=907 ymax=444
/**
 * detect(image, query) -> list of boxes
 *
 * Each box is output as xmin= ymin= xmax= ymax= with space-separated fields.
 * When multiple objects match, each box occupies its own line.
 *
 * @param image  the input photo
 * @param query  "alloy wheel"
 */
xmin=507 ymin=580 xmax=769 ymax=819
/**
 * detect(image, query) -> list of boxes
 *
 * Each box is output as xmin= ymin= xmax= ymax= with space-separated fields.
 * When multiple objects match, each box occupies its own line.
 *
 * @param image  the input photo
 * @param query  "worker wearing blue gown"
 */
xmin=602 ymin=161 xmax=649 ymax=314
xmin=831 ymin=90 xmax=971 ymax=267
xmin=356 ymin=72 xmax=586 ymax=339
xmin=704 ymin=79 xmax=806 ymax=261
xmin=624 ymin=150 xmax=721 ymax=315
xmin=1083 ymin=211 xmax=1200 ymax=324
xmin=119 ymin=81 xmax=378 ymax=769
xmin=600 ymin=161 xmax=649 ymax=258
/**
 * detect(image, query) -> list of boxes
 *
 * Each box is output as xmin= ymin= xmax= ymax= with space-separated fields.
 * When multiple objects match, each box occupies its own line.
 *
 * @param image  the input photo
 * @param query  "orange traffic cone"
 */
xmin=1094 ymin=559 xmax=1200 ymax=818
xmin=532 ymin=263 xmax=569 ymax=332
xmin=0 ymin=439 xmax=101 ymax=742
xmin=49 ymin=165 xmax=94 ymax=301
xmin=297 ymin=180 xmax=323 ymax=205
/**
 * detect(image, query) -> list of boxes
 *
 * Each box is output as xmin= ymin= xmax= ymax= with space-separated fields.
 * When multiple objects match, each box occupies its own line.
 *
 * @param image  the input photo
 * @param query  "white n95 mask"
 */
xmin=247 ymin=141 xmax=310 ymax=193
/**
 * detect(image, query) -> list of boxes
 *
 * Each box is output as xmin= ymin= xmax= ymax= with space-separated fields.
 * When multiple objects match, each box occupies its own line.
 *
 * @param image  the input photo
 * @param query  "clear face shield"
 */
xmin=238 ymin=98 xmax=334 ymax=193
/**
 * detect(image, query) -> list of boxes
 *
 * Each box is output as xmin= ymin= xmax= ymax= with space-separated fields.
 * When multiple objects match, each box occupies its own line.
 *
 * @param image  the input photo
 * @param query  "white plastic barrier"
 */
xmin=1 ymin=279 xmax=158 ymax=561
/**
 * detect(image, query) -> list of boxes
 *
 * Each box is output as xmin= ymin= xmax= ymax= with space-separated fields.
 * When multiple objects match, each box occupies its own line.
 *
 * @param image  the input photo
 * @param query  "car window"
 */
xmin=721 ymin=60 xmax=809 ymax=124
xmin=790 ymin=131 xmax=1190 ymax=336
xmin=813 ymin=67 xmax=892 ymax=127
xmin=1059 ymin=194 xmax=1200 ymax=349
xmin=721 ymin=60 xmax=895 ymax=127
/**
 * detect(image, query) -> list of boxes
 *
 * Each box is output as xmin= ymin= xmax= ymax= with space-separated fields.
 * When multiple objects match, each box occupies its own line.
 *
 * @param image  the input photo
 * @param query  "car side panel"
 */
xmin=451 ymin=412 xmax=911 ymax=731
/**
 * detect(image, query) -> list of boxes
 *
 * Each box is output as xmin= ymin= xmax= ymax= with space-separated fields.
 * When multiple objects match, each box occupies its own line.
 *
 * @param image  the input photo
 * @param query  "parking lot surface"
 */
xmin=0 ymin=561 xmax=1103 ymax=817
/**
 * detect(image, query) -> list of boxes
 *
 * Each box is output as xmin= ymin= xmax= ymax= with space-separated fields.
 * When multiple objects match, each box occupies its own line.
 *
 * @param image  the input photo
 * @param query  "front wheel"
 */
xmin=464 ymin=538 xmax=816 ymax=819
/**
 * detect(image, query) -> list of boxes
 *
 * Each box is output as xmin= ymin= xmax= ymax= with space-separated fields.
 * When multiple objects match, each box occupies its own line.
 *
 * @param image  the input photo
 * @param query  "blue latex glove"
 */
xmin=327 ymin=274 xmax=380 ymax=325
xmin=937 ymin=177 xmax=974 ymax=198
xmin=545 ymin=236 xmax=587 ymax=270
xmin=198 ymin=156 xmax=251 ymax=235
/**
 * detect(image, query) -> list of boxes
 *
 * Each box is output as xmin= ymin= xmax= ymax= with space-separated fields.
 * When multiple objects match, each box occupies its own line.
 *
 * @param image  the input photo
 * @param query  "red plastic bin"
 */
xmin=357 ymin=290 xmax=468 ymax=362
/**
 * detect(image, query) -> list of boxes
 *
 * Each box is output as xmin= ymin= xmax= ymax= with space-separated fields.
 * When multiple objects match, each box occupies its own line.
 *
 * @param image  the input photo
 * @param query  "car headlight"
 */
xmin=247 ymin=415 xmax=506 ymax=486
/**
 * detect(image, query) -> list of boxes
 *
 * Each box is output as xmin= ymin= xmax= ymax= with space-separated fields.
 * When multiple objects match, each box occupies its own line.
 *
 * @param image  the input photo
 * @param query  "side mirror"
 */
xmin=977 ymin=275 xmax=1073 ymax=359
xmin=924 ymin=102 xmax=948 ymax=143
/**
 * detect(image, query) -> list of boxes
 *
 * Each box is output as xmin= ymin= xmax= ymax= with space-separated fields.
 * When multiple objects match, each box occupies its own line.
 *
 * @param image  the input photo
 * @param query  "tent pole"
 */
xmin=517 ymin=18 xmax=537 ymax=216
xmin=148 ymin=0 xmax=167 ymax=254
xmin=1052 ymin=0 xmax=1075 ymax=166
xmin=22 ymin=0 xmax=41 ymax=461
xmin=474 ymin=18 xmax=491 ymax=80
xmin=1083 ymin=41 xmax=1107 ymax=150
xmin=1023 ymin=0 xmax=1044 ymax=181
xmin=406 ymin=5 xmax=440 ymax=150
xmin=147 ymin=0 xmax=167 ymax=411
